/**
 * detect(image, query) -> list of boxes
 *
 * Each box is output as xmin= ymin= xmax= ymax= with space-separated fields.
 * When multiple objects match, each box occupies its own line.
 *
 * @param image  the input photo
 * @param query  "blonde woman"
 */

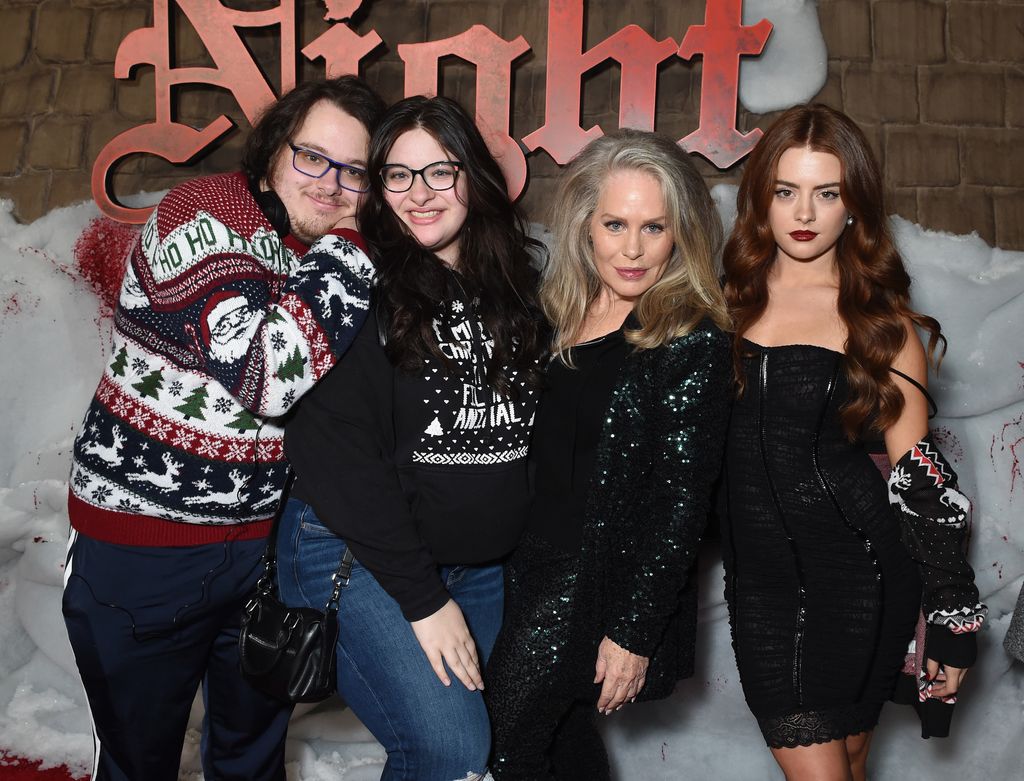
xmin=486 ymin=129 xmax=732 ymax=779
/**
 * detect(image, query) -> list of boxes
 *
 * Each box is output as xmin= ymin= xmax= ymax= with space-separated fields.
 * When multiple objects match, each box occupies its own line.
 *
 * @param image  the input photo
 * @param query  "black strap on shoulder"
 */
xmin=259 ymin=480 xmax=354 ymax=610
xmin=888 ymin=366 xmax=938 ymax=419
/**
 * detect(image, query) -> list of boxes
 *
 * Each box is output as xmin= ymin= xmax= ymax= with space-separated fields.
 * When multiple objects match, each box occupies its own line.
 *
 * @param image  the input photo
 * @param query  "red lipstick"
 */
xmin=789 ymin=230 xmax=818 ymax=241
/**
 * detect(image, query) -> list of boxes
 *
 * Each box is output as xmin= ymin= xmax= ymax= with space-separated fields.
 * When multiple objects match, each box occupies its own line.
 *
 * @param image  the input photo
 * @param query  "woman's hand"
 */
xmin=594 ymin=636 xmax=649 ymax=714
xmin=923 ymin=658 xmax=969 ymax=699
xmin=410 ymin=599 xmax=484 ymax=691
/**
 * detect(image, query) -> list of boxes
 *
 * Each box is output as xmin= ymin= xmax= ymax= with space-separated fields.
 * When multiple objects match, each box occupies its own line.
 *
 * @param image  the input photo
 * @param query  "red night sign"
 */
xmin=91 ymin=0 xmax=773 ymax=224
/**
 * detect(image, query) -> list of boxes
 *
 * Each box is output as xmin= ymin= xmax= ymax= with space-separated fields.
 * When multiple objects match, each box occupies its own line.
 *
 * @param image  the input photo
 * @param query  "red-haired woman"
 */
xmin=721 ymin=104 xmax=986 ymax=780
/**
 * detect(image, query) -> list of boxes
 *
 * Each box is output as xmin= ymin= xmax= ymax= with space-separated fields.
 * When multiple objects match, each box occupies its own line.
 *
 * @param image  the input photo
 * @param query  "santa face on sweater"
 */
xmin=266 ymin=100 xmax=371 ymax=243
xmin=203 ymin=293 xmax=261 ymax=363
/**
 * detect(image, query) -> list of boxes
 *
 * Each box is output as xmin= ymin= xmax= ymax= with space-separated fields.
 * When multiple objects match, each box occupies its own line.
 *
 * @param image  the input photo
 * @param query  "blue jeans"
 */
xmin=276 ymin=498 xmax=503 ymax=780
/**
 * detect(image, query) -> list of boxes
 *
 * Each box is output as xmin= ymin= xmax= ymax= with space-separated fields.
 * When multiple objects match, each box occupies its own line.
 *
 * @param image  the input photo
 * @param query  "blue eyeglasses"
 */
xmin=288 ymin=143 xmax=370 ymax=193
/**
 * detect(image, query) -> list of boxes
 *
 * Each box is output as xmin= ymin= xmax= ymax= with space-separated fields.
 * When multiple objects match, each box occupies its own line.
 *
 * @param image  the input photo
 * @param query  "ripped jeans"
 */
xmin=276 ymin=499 xmax=501 ymax=781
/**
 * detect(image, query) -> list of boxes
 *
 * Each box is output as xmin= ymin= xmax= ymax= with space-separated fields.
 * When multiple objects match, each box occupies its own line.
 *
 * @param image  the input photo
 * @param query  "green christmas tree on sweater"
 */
xmin=276 ymin=346 xmax=305 ymax=382
xmin=226 ymin=407 xmax=260 ymax=433
xmin=110 ymin=345 xmax=129 ymax=377
xmin=174 ymin=385 xmax=209 ymax=420
xmin=132 ymin=369 xmax=165 ymax=400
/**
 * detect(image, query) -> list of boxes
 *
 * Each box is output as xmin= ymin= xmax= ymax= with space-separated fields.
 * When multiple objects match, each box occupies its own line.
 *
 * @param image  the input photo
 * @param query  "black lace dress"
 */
xmin=721 ymin=342 xmax=921 ymax=748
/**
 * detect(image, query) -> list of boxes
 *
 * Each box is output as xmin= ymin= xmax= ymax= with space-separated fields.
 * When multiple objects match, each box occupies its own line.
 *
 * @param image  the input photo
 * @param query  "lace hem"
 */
xmin=759 ymin=703 xmax=882 ymax=749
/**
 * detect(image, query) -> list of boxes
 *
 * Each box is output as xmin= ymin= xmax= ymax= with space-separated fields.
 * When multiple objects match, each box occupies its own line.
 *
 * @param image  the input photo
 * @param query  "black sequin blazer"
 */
xmin=579 ymin=318 xmax=732 ymax=702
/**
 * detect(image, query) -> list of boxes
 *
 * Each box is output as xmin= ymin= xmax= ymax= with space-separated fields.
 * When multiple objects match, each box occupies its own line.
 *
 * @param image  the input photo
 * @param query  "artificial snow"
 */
xmin=739 ymin=0 xmax=828 ymax=114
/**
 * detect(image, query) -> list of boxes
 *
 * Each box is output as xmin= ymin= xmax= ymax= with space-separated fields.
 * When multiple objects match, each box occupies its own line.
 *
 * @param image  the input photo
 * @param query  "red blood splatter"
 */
xmin=72 ymin=217 xmax=139 ymax=316
xmin=0 ymin=751 xmax=83 ymax=779
xmin=930 ymin=427 xmax=964 ymax=462
xmin=994 ymin=412 xmax=1024 ymax=494
xmin=32 ymin=536 xmax=45 ymax=544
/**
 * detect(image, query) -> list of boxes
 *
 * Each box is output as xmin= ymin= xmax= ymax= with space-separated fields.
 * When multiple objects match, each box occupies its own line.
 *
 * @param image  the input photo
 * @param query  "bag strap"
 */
xmin=256 ymin=484 xmax=356 ymax=613
xmin=888 ymin=366 xmax=938 ymax=419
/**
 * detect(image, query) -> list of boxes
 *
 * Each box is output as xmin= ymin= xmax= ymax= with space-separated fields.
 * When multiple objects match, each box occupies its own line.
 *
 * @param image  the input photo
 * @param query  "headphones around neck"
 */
xmin=248 ymin=179 xmax=291 ymax=236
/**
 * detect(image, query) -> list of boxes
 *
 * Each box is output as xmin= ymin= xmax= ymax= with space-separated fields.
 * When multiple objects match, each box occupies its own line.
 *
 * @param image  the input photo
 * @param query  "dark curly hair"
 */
xmin=723 ymin=103 xmax=945 ymax=438
xmin=358 ymin=95 xmax=545 ymax=396
xmin=241 ymin=76 xmax=386 ymax=187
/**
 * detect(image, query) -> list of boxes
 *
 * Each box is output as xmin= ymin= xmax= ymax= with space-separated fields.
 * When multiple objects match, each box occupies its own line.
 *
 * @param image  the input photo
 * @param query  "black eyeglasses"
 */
xmin=379 ymin=161 xmax=462 ymax=193
xmin=288 ymin=143 xmax=370 ymax=193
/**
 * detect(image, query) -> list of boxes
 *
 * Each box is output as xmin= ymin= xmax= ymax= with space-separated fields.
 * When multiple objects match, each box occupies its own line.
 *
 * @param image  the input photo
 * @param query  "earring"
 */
xmin=846 ymin=216 xmax=854 ymax=226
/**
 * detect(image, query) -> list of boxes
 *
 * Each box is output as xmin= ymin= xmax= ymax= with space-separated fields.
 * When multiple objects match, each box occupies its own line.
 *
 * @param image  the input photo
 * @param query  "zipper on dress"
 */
xmin=757 ymin=350 xmax=808 ymax=704
xmin=810 ymin=357 xmax=884 ymax=700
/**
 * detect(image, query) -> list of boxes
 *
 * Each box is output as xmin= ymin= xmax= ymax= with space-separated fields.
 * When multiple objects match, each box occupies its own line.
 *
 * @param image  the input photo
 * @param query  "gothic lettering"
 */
xmin=523 ymin=0 xmax=677 ymax=164
xmin=400 ymin=26 xmax=530 ymax=197
xmin=94 ymin=0 xmax=773 ymax=224
xmin=678 ymin=0 xmax=772 ymax=166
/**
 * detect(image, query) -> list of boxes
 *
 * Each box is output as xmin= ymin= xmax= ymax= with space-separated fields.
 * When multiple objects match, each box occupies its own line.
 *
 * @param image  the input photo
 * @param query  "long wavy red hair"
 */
xmin=723 ymin=104 xmax=944 ymax=438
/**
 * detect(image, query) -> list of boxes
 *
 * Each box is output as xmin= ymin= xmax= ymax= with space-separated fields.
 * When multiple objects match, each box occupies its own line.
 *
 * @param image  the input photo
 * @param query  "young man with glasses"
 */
xmin=62 ymin=76 xmax=385 ymax=781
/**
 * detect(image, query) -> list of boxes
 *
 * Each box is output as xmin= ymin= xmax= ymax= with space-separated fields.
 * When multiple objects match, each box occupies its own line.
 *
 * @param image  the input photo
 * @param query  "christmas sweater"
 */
xmin=69 ymin=172 xmax=374 ymax=546
xmin=285 ymin=284 xmax=541 ymax=622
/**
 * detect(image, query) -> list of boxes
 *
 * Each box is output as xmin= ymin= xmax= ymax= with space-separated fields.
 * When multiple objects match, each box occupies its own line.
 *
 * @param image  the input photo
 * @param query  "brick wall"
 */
xmin=0 ymin=0 xmax=1021 ymax=248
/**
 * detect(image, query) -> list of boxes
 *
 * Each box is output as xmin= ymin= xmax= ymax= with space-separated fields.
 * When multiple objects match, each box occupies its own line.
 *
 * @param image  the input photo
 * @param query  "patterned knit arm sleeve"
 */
xmin=128 ymin=178 xmax=374 ymax=419
xmin=888 ymin=434 xmax=987 ymax=666
xmin=605 ymin=326 xmax=732 ymax=658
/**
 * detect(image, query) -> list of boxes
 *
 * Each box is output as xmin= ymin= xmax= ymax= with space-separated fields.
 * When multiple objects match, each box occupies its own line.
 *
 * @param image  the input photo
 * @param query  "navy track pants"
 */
xmin=62 ymin=528 xmax=292 ymax=781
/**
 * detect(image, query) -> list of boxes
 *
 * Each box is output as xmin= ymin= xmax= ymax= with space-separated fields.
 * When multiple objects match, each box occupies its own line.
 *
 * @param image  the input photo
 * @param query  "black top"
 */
xmin=285 ymin=288 xmax=540 ymax=622
xmin=527 ymin=328 xmax=630 ymax=552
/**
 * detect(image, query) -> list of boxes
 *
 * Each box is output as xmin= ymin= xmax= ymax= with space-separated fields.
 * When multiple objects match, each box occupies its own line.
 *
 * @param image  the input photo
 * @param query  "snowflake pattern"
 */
xmin=168 ymin=380 xmax=184 ymax=397
xmin=131 ymin=358 xmax=148 ymax=375
xmin=132 ymin=455 xmax=147 ymax=468
xmin=271 ymin=331 xmax=287 ymax=351
xmin=72 ymin=470 xmax=90 ymax=491
xmin=282 ymin=389 xmax=296 ymax=407
xmin=90 ymin=485 xmax=113 ymax=503
xmin=226 ymin=442 xmax=250 ymax=461
xmin=194 ymin=479 xmax=212 ymax=491
xmin=117 ymin=498 xmax=141 ymax=512
xmin=451 ymin=300 xmax=464 ymax=313
xmin=197 ymin=439 xmax=220 ymax=458
xmin=214 ymin=397 xmax=233 ymax=414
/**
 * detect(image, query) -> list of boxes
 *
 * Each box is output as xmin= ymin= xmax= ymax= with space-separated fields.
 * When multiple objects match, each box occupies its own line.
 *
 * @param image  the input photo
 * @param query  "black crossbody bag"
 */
xmin=238 ymin=507 xmax=354 ymax=703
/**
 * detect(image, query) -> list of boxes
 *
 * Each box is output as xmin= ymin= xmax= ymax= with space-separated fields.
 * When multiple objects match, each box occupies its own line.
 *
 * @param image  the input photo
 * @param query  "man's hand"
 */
xmin=410 ymin=599 xmax=484 ymax=691
xmin=594 ymin=636 xmax=648 ymax=714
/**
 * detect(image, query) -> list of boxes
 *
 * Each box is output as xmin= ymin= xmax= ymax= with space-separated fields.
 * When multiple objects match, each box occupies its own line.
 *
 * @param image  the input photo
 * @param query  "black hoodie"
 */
xmin=285 ymin=288 xmax=539 ymax=621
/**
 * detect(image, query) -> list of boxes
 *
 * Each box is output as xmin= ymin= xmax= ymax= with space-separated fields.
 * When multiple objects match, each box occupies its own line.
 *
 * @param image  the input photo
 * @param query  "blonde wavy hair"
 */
xmin=542 ymin=128 xmax=730 ymax=361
